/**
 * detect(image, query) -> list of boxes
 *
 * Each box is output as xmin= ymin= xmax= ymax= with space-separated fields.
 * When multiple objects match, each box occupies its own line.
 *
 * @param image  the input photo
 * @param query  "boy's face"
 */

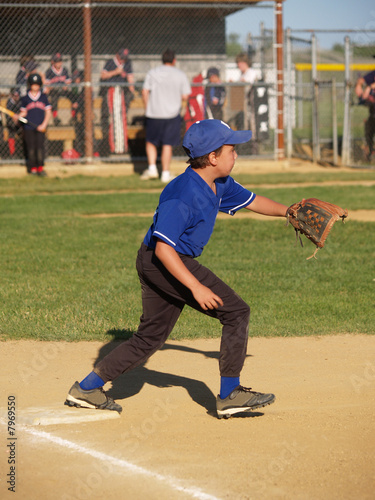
xmin=237 ymin=61 xmax=249 ymax=74
xmin=30 ymin=84 xmax=40 ymax=92
xmin=215 ymin=145 xmax=238 ymax=176
xmin=209 ymin=74 xmax=220 ymax=83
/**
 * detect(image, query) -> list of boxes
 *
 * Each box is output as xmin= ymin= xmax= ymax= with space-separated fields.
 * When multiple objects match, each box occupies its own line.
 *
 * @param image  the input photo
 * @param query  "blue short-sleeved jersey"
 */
xmin=143 ymin=166 xmax=256 ymax=257
xmin=20 ymin=91 xmax=51 ymax=130
xmin=364 ymin=70 xmax=375 ymax=87
xmin=102 ymin=58 xmax=133 ymax=84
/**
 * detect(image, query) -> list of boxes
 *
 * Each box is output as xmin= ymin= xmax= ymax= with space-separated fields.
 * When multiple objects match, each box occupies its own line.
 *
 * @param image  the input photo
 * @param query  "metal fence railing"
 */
xmin=284 ymin=28 xmax=375 ymax=167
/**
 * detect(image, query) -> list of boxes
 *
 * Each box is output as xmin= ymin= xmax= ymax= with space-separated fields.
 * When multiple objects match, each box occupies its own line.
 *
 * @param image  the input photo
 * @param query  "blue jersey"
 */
xmin=363 ymin=70 xmax=375 ymax=87
xmin=20 ymin=91 xmax=51 ymax=130
xmin=102 ymin=57 xmax=133 ymax=84
xmin=144 ymin=166 xmax=256 ymax=257
xmin=45 ymin=65 xmax=71 ymax=86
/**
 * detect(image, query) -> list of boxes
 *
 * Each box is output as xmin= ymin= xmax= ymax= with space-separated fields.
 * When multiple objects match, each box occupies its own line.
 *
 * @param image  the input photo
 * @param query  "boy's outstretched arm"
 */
xmin=245 ymin=195 xmax=288 ymax=217
xmin=154 ymin=239 xmax=224 ymax=311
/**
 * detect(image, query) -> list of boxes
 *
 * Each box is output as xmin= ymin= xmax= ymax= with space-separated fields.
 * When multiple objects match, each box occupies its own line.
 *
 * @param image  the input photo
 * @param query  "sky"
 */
xmin=226 ymin=0 xmax=375 ymax=49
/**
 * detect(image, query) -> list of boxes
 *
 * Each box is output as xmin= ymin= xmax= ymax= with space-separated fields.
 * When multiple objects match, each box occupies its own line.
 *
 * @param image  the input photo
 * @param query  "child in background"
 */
xmin=19 ymin=73 xmax=51 ymax=176
xmin=205 ymin=67 xmax=226 ymax=120
xmin=6 ymin=88 xmax=22 ymax=158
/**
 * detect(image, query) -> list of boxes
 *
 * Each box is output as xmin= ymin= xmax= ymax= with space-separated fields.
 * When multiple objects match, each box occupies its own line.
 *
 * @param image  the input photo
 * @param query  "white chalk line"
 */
xmin=17 ymin=423 xmax=221 ymax=500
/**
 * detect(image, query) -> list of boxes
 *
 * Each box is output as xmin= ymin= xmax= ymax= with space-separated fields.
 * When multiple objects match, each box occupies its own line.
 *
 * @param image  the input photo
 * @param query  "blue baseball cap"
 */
xmin=182 ymin=119 xmax=252 ymax=159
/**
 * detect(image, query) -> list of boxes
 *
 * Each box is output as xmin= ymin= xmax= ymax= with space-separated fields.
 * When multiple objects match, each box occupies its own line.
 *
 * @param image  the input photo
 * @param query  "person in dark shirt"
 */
xmin=18 ymin=73 xmax=51 ymax=176
xmin=99 ymin=48 xmax=135 ymax=155
xmin=205 ymin=67 xmax=226 ymax=120
xmin=44 ymin=52 xmax=71 ymax=126
xmin=355 ymin=59 xmax=375 ymax=162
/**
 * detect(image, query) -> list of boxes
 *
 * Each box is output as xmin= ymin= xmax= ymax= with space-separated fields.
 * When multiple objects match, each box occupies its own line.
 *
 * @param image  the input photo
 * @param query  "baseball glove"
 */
xmin=286 ymin=198 xmax=348 ymax=259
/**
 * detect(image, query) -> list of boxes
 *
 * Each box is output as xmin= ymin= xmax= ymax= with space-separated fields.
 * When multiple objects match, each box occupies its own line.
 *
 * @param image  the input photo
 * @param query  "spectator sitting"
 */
xmin=45 ymin=52 xmax=72 ymax=126
xmin=6 ymin=88 xmax=23 ymax=157
xmin=16 ymin=58 xmax=40 ymax=96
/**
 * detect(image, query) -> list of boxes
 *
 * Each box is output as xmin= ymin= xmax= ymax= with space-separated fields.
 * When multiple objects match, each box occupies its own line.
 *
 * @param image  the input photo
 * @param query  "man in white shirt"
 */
xmin=141 ymin=49 xmax=191 ymax=183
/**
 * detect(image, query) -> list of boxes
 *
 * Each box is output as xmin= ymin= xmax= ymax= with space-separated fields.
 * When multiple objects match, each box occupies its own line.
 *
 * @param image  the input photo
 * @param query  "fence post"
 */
xmin=286 ymin=28 xmax=293 ymax=158
xmin=311 ymin=34 xmax=320 ymax=162
xmin=275 ymin=1 xmax=285 ymax=160
xmin=260 ymin=21 xmax=266 ymax=80
xmin=297 ymin=70 xmax=303 ymax=129
xmin=342 ymin=35 xmax=351 ymax=166
xmin=83 ymin=0 xmax=93 ymax=162
xmin=332 ymin=78 xmax=338 ymax=166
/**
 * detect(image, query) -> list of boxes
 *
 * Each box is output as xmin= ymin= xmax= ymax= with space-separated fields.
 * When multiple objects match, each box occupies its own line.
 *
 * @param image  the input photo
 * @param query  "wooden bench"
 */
xmin=46 ymin=124 xmax=145 ymax=151
xmin=1 ymin=94 xmax=145 ymax=151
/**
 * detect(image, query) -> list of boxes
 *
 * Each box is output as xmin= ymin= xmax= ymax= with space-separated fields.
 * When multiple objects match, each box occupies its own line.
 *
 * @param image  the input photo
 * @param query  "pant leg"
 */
xmin=23 ymin=129 xmax=37 ymax=169
xmin=175 ymin=256 xmax=250 ymax=377
xmin=94 ymin=246 xmax=185 ymax=382
xmin=95 ymin=243 xmax=250 ymax=382
xmin=35 ymin=131 xmax=45 ymax=167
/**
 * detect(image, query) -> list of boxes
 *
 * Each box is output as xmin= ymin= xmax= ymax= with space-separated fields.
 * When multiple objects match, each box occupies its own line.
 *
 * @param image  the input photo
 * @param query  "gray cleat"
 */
xmin=65 ymin=381 xmax=122 ymax=413
xmin=216 ymin=386 xmax=275 ymax=419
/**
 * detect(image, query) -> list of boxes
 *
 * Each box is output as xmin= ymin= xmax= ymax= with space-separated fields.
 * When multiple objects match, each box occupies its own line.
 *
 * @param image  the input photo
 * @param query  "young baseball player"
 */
xmin=65 ymin=119 xmax=289 ymax=419
xmin=44 ymin=52 xmax=71 ymax=126
xmin=205 ymin=67 xmax=226 ymax=120
xmin=19 ymin=73 xmax=51 ymax=176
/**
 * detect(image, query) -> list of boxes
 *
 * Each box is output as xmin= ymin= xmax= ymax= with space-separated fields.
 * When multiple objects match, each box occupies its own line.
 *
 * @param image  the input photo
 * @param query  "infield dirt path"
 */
xmin=1 ymin=335 xmax=374 ymax=500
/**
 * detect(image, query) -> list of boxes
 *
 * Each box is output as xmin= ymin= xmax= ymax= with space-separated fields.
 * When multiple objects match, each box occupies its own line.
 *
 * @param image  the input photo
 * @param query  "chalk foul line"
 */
xmin=18 ymin=424 xmax=220 ymax=500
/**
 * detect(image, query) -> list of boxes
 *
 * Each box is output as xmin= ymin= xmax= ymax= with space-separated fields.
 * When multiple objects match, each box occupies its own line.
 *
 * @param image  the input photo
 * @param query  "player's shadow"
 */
xmin=93 ymin=328 xmax=255 ymax=418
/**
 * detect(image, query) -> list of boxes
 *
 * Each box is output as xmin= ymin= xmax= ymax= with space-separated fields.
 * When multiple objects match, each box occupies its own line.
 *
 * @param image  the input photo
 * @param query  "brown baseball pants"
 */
xmin=94 ymin=243 xmax=250 ymax=382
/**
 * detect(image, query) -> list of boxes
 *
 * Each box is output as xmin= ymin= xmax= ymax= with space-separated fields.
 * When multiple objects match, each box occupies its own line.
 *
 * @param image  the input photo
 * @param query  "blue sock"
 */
xmin=220 ymin=376 xmax=240 ymax=399
xmin=79 ymin=371 xmax=105 ymax=391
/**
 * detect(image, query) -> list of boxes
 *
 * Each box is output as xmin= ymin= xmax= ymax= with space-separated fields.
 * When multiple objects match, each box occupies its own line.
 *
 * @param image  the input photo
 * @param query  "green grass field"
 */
xmin=0 ymin=170 xmax=374 ymax=341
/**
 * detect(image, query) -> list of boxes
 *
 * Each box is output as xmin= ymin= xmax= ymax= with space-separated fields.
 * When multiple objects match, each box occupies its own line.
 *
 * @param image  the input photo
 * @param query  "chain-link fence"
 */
xmin=284 ymin=28 xmax=375 ymax=167
xmin=0 ymin=0 xmax=279 ymax=168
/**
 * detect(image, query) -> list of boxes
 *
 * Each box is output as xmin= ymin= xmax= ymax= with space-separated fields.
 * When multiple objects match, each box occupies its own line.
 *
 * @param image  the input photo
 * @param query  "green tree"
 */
xmin=226 ymin=33 xmax=242 ymax=57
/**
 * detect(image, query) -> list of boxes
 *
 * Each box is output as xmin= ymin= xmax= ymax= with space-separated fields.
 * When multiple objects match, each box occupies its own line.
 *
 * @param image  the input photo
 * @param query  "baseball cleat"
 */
xmin=65 ymin=381 xmax=122 ymax=413
xmin=216 ymin=386 xmax=275 ymax=419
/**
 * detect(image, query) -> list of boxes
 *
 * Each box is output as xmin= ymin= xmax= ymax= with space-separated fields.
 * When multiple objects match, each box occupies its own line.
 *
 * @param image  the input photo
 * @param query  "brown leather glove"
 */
xmin=286 ymin=198 xmax=348 ymax=259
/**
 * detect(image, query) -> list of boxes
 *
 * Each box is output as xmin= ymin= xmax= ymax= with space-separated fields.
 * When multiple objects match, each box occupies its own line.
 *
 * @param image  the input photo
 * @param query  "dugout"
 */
xmin=0 ymin=0 xmax=285 ymax=162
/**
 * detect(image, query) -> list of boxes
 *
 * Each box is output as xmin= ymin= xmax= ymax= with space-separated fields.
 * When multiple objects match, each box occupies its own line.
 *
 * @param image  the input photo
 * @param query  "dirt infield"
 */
xmin=1 ymin=335 xmax=374 ymax=500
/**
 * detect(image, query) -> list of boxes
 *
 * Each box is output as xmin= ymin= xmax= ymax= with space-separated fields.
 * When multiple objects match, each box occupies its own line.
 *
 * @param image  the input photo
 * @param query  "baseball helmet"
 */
xmin=207 ymin=67 xmax=220 ymax=78
xmin=27 ymin=73 xmax=42 ymax=87
xmin=117 ymin=48 xmax=129 ymax=60
xmin=52 ymin=52 xmax=63 ymax=62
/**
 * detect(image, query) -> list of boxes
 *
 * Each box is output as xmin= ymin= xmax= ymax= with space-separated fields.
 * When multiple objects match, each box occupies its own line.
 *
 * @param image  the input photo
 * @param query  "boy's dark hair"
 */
xmin=184 ymin=145 xmax=224 ymax=169
xmin=162 ymin=49 xmax=175 ymax=64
